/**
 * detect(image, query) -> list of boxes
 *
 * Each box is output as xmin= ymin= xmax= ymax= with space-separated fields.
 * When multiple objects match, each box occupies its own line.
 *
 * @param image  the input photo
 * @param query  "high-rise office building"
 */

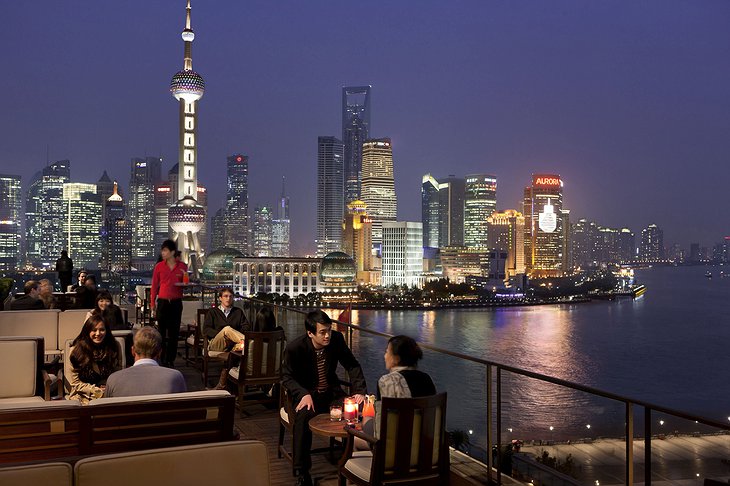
xmin=523 ymin=174 xmax=567 ymax=277
xmin=26 ymin=160 xmax=70 ymax=268
xmin=63 ymin=183 xmax=102 ymax=268
xmin=618 ymin=228 xmax=635 ymax=262
xmin=210 ymin=207 xmax=226 ymax=253
xmin=360 ymin=138 xmax=397 ymax=248
xmin=129 ymin=157 xmax=162 ymax=259
xmin=342 ymin=200 xmax=373 ymax=277
xmin=464 ymin=174 xmax=497 ymax=248
xmin=153 ymin=182 xmax=173 ymax=250
xmin=421 ymin=174 xmax=440 ymax=249
xmin=0 ymin=174 xmax=22 ymax=271
xmin=571 ymin=219 xmax=598 ymax=269
xmin=316 ymin=136 xmax=344 ymax=257
xmin=106 ymin=182 xmax=131 ymax=271
xmin=438 ymin=176 xmax=465 ymax=247
xmin=253 ymin=206 xmax=273 ymax=257
xmin=224 ymin=154 xmax=249 ymax=253
xmin=98 ymin=171 xmax=116 ymax=271
xmin=168 ymin=0 xmax=206 ymax=271
xmin=342 ymin=86 xmax=371 ymax=203
xmin=382 ymin=222 xmax=423 ymax=288
xmin=272 ymin=177 xmax=290 ymax=257
xmin=639 ymin=223 xmax=664 ymax=261
xmin=487 ymin=209 xmax=525 ymax=277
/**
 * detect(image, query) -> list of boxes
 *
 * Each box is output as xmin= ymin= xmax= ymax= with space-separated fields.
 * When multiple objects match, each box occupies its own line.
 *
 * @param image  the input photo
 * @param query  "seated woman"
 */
xmin=252 ymin=305 xmax=284 ymax=332
xmin=85 ymin=291 xmax=128 ymax=330
xmin=360 ymin=335 xmax=436 ymax=443
xmin=67 ymin=314 xmax=122 ymax=404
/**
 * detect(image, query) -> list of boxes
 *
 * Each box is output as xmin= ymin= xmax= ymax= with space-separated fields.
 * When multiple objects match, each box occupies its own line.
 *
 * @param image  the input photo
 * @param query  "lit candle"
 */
xmin=343 ymin=397 xmax=358 ymax=424
xmin=330 ymin=405 xmax=342 ymax=422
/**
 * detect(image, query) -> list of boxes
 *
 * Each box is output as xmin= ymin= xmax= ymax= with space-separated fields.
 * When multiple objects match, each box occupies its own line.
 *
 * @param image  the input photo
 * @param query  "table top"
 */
xmin=309 ymin=414 xmax=350 ymax=438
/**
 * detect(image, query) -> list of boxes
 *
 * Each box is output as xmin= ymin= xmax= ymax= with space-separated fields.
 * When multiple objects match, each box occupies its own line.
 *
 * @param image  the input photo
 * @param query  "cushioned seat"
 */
xmin=0 ymin=336 xmax=50 ymax=402
xmin=0 ymin=461 xmax=72 ymax=486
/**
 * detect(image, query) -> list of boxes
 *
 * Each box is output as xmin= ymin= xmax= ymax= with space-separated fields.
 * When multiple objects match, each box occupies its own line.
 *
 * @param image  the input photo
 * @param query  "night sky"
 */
xmin=2 ymin=1 xmax=729 ymax=255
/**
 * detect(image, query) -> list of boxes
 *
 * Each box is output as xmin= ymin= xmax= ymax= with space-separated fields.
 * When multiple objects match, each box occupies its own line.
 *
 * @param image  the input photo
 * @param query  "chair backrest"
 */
xmin=0 ymin=310 xmax=61 ymax=354
xmin=241 ymin=330 xmax=286 ymax=383
xmin=372 ymin=393 xmax=449 ymax=485
xmin=0 ymin=461 xmax=73 ymax=486
xmin=0 ymin=336 xmax=45 ymax=399
xmin=58 ymin=309 xmax=90 ymax=352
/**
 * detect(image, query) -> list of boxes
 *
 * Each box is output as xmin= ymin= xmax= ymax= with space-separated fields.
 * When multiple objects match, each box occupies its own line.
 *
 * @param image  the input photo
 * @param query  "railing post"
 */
xmin=486 ymin=364 xmax=496 ymax=484
xmin=644 ymin=407 xmax=651 ymax=486
xmin=626 ymin=401 xmax=633 ymax=485
xmin=496 ymin=366 xmax=502 ymax=485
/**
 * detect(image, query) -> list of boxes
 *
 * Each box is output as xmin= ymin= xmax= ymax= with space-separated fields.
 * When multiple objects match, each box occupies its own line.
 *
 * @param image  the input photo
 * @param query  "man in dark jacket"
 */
xmin=203 ymin=287 xmax=249 ymax=350
xmin=281 ymin=309 xmax=367 ymax=486
xmin=55 ymin=250 xmax=73 ymax=291
xmin=9 ymin=280 xmax=45 ymax=310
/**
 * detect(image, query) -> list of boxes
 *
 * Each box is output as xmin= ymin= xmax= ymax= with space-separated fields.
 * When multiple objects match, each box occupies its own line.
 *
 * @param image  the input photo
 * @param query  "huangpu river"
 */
xmin=314 ymin=265 xmax=730 ymax=448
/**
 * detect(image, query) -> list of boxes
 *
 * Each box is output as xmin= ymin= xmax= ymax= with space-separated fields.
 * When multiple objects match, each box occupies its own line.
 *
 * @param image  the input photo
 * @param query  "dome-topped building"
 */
xmin=201 ymin=248 xmax=244 ymax=286
xmin=320 ymin=251 xmax=357 ymax=295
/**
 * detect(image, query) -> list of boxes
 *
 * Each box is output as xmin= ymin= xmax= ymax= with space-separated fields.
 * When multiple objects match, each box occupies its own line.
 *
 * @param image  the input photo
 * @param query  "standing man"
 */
xmin=203 ymin=287 xmax=249 ymax=389
xmin=150 ymin=239 xmax=188 ymax=367
xmin=104 ymin=327 xmax=187 ymax=397
xmin=55 ymin=250 xmax=73 ymax=291
xmin=281 ymin=310 xmax=367 ymax=486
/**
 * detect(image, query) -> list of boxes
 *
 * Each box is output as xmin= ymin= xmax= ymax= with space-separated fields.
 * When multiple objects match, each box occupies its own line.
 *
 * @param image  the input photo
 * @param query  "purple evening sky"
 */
xmin=2 ymin=1 xmax=729 ymax=255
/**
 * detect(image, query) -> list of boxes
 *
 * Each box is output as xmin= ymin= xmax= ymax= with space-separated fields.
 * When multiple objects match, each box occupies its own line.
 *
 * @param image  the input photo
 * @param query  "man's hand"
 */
xmin=353 ymin=394 xmax=365 ymax=404
xmin=296 ymin=394 xmax=314 ymax=412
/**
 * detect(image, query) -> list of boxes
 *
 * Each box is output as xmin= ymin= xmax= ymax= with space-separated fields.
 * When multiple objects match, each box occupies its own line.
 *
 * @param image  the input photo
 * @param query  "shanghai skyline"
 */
xmin=2 ymin=1 xmax=729 ymax=255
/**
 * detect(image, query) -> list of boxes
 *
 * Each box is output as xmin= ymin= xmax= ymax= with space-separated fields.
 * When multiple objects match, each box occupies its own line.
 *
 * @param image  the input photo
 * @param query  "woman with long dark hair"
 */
xmin=150 ymin=239 xmax=188 ymax=367
xmin=67 ymin=314 xmax=121 ymax=403
xmin=86 ymin=291 xmax=127 ymax=330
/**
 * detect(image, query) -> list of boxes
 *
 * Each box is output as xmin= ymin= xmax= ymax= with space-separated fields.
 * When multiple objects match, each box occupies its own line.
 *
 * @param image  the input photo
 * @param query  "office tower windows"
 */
xmin=153 ymin=182 xmax=173 ymax=249
xmin=272 ymin=177 xmax=290 ymax=257
xmin=342 ymin=86 xmax=371 ymax=203
xmin=342 ymin=200 xmax=373 ymax=275
xmin=487 ymin=209 xmax=525 ymax=277
xmin=360 ymin=138 xmax=397 ymax=248
xmin=224 ymin=154 xmax=249 ymax=253
xmin=316 ymin=136 xmax=344 ymax=257
xmin=106 ymin=182 xmax=131 ymax=271
xmin=382 ymin=222 xmax=423 ymax=288
xmin=210 ymin=207 xmax=226 ymax=253
xmin=253 ymin=206 xmax=273 ymax=257
xmin=438 ymin=176 xmax=464 ymax=247
xmin=618 ymin=228 xmax=635 ymax=262
xmin=129 ymin=157 xmax=162 ymax=259
xmin=523 ymin=174 xmax=567 ymax=277
xmin=640 ymin=223 xmax=664 ymax=261
xmin=464 ymin=174 xmax=497 ymax=248
xmin=0 ymin=174 xmax=22 ymax=270
xmin=26 ymin=160 xmax=70 ymax=268
xmin=421 ymin=174 xmax=440 ymax=249
xmin=63 ymin=183 xmax=102 ymax=268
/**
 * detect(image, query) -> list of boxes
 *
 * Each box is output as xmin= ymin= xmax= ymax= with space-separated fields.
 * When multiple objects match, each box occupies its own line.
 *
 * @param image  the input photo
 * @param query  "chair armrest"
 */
xmin=42 ymin=369 xmax=52 ymax=401
xmin=345 ymin=426 xmax=377 ymax=444
xmin=341 ymin=425 xmax=378 ymax=461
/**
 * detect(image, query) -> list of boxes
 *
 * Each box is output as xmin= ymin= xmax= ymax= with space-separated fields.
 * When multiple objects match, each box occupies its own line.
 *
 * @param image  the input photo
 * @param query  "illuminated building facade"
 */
xmin=381 ymin=222 xmax=424 ymax=288
xmin=316 ymin=136 xmax=344 ymax=257
xmin=464 ymin=174 xmax=497 ymax=248
xmin=0 ymin=174 xmax=22 ymax=270
xmin=618 ymin=228 xmax=635 ymax=262
xmin=63 ymin=183 xmax=102 ymax=268
xmin=129 ymin=157 xmax=161 ymax=259
xmin=421 ymin=174 xmax=440 ymax=249
xmin=439 ymin=246 xmax=490 ymax=283
xmin=272 ymin=176 xmax=290 ymax=257
xmin=342 ymin=86 xmax=371 ymax=203
xmin=153 ymin=182 xmax=173 ymax=249
xmin=639 ymin=223 xmax=664 ymax=261
xmin=233 ymin=257 xmax=320 ymax=297
xmin=523 ymin=174 xmax=567 ymax=277
xmin=438 ymin=176 xmax=464 ymax=247
xmin=224 ymin=154 xmax=249 ymax=253
xmin=26 ymin=160 xmax=70 ymax=268
xmin=487 ymin=209 xmax=525 ymax=277
xmin=342 ymin=200 xmax=373 ymax=280
xmin=253 ymin=206 xmax=273 ymax=257
xmin=360 ymin=138 xmax=397 ymax=248
xmin=106 ymin=182 xmax=131 ymax=271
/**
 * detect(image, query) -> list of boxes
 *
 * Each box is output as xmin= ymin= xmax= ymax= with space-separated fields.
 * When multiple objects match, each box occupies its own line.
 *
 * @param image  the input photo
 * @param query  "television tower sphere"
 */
xmin=168 ymin=195 xmax=205 ymax=234
xmin=170 ymin=70 xmax=205 ymax=102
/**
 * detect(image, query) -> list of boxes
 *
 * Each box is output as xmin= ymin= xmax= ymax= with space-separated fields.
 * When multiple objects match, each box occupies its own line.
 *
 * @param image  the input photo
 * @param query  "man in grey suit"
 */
xmin=104 ymin=327 xmax=187 ymax=397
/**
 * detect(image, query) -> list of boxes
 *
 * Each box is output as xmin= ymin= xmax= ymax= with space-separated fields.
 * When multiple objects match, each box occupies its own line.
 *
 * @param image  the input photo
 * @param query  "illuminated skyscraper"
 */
xmin=360 ymin=138 xmax=397 ymax=248
xmin=272 ymin=177 xmax=290 ymax=257
xmin=106 ymin=182 xmax=131 ymax=271
xmin=0 ymin=174 xmax=22 ymax=271
xmin=487 ymin=209 xmax=525 ymax=277
xmin=63 ymin=183 xmax=102 ymax=268
xmin=342 ymin=200 xmax=372 ymax=276
xmin=168 ymin=0 xmax=206 ymax=272
xmin=639 ymin=223 xmax=664 ymax=261
xmin=618 ymin=228 xmax=635 ymax=262
xmin=26 ymin=160 xmax=70 ymax=267
xmin=316 ymin=136 xmax=344 ymax=257
xmin=523 ymin=174 xmax=567 ymax=277
xmin=421 ymin=174 xmax=440 ymax=249
xmin=342 ymin=86 xmax=371 ymax=203
xmin=438 ymin=176 xmax=464 ymax=247
xmin=382 ymin=222 xmax=423 ymax=288
xmin=253 ymin=206 xmax=273 ymax=257
xmin=224 ymin=154 xmax=249 ymax=253
xmin=464 ymin=174 xmax=497 ymax=248
xmin=129 ymin=157 xmax=162 ymax=259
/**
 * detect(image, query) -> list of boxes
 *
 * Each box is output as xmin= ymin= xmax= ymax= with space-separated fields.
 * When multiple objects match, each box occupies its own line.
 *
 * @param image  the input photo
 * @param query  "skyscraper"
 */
xmin=382 ymin=222 xmax=423 ymax=288
xmin=26 ymin=160 xmax=70 ymax=267
xmin=106 ymin=182 xmax=131 ymax=272
xmin=523 ymin=174 xmax=566 ymax=277
xmin=360 ymin=138 xmax=397 ymax=248
xmin=253 ymin=206 xmax=273 ymax=257
xmin=464 ymin=174 xmax=497 ymax=248
xmin=342 ymin=200 xmax=372 ymax=276
xmin=129 ymin=157 xmax=161 ymax=259
xmin=168 ymin=0 xmax=206 ymax=271
xmin=272 ymin=177 xmax=290 ymax=257
xmin=210 ymin=207 xmax=226 ymax=253
xmin=487 ymin=209 xmax=525 ymax=277
xmin=316 ymin=136 xmax=344 ymax=257
xmin=224 ymin=154 xmax=249 ymax=253
xmin=0 ymin=174 xmax=22 ymax=271
xmin=640 ymin=223 xmax=664 ymax=261
xmin=342 ymin=86 xmax=371 ymax=203
xmin=97 ymin=171 xmax=115 ymax=271
xmin=421 ymin=174 xmax=440 ymax=249
xmin=63 ymin=183 xmax=102 ymax=268
xmin=618 ymin=228 xmax=635 ymax=262
xmin=438 ymin=176 xmax=465 ymax=247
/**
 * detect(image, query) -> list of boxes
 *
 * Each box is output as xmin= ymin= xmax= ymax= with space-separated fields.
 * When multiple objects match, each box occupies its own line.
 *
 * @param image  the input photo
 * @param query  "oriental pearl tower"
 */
xmin=168 ymin=0 xmax=206 ymax=275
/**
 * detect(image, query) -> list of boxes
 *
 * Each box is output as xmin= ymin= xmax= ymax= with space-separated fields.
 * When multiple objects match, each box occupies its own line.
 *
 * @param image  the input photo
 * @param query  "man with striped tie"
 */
xmin=281 ymin=309 xmax=367 ymax=486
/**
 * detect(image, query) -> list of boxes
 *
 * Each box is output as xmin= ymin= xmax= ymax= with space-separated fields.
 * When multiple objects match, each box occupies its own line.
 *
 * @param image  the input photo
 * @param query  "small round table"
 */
xmin=308 ymin=414 xmax=353 ymax=467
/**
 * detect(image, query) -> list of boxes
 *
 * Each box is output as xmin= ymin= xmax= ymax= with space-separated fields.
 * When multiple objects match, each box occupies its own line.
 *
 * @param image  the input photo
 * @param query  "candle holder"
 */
xmin=343 ymin=397 xmax=358 ymax=424
xmin=329 ymin=405 xmax=342 ymax=422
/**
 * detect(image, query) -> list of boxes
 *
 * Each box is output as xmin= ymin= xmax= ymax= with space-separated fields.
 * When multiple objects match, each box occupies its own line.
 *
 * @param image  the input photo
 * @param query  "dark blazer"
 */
xmin=281 ymin=330 xmax=367 ymax=405
xmin=202 ymin=306 xmax=249 ymax=340
xmin=9 ymin=295 xmax=45 ymax=310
